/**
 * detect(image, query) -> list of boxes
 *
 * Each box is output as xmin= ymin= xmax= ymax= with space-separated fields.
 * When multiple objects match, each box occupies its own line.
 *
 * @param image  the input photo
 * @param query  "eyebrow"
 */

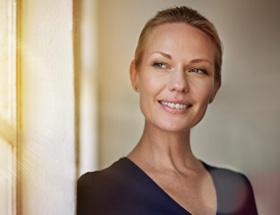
xmin=190 ymin=58 xmax=213 ymax=66
xmin=152 ymin=51 xmax=213 ymax=65
xmin=152 ymin=51 xmax=172 ymax=59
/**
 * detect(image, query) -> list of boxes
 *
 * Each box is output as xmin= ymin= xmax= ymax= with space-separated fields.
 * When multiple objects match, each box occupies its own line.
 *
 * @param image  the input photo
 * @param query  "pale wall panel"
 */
xmin=20 ymin=0 xmax=76 ymax=214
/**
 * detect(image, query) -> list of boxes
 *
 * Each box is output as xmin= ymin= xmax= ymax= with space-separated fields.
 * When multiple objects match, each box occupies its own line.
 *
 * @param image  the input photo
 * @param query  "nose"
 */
xmin=168 ymin=68 xmax=189 ymax=93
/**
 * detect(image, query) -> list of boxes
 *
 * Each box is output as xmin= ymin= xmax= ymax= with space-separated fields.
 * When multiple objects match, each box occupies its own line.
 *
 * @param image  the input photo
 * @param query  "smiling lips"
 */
xmin=159 ymin=100 xmax=192 ymax=109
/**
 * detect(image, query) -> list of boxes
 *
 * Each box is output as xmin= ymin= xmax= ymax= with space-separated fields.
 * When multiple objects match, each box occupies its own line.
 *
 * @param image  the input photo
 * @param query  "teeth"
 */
xmin=160 ymin=101 xmax=190 ymax=109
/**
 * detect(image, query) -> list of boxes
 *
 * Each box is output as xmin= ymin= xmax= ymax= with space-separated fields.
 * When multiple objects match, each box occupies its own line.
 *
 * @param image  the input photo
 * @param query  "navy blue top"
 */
xmin=77 ymin=158 xmax=257 ymax=215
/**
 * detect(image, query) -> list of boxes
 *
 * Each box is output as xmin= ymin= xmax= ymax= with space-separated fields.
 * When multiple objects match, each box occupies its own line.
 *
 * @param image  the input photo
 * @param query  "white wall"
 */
xmin=20 ymin=0 xmax=76 ymax=214
xmin=79 ymin=0 xmax=99 ymax=176
xmin=96 ymin=0 xmax=280 ymax=214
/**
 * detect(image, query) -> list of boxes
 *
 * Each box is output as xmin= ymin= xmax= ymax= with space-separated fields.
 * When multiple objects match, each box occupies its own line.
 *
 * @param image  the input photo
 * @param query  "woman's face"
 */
xmin=130 ymin=23 xmax=221 ymax=132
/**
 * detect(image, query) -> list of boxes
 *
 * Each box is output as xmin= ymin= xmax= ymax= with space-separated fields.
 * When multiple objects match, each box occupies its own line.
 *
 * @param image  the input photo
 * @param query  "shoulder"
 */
xmin=203 ymin=162 xmax=258 ymax=215
xmin=77 ymin=158 xmax=142 ymax=214
xmin=78 ymin=158 xmax=132 ymax=196
xmin=78 ymin=157 xmax=137 ymax=189
xmin=204 ymin=162 xmax=251 ymax=190
xmin=77 ymin=158 xmax=128 ymax=214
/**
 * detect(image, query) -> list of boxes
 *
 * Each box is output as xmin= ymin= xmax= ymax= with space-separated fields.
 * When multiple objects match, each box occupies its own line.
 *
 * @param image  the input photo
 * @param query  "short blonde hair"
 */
xmin=134 ymin=6 xmax=223 ymax=82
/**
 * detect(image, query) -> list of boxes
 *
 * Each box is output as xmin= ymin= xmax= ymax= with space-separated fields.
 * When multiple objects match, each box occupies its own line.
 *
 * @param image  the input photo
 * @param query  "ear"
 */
xmin=129 ymin=60 xmax=140 ymax=92
xmin=209 ymin=79 xmax=221 ymax=103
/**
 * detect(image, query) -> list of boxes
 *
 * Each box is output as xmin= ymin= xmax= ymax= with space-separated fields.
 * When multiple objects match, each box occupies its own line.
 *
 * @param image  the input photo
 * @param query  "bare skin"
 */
xmin=128 ymin=23 xmax=220 ymax=215
xmin=127 ymin=123 xmax=217 ymax=215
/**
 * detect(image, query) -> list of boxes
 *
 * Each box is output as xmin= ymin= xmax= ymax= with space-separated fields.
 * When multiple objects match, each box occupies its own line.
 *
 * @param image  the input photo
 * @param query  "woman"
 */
xmin=77 ymin=6 xmax=257 ymax=215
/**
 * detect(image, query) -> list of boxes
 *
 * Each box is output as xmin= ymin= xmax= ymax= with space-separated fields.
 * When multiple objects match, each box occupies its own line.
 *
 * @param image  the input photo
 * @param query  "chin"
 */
xmin=143 ymin=107 xmax=207 ymax=133
xmin=154 ymin=120 xmax=193 ymax=133
xmin=157 ymin=115 xmax=205 ymax=133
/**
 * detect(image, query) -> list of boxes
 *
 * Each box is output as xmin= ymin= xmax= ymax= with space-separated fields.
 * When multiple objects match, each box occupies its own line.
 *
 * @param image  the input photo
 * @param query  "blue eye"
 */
xmin=153 ymin=62 xmax=166 ymax=69
xmin=191 ymin=68 xmax=207 ymax=74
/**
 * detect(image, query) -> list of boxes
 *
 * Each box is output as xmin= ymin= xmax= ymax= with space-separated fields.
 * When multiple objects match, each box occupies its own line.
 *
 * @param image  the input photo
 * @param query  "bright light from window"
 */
xmin=0 ymin=0 xmax=17 ymax=214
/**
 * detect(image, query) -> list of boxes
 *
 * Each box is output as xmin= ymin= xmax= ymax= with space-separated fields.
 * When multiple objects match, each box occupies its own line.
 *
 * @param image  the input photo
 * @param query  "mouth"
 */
xmin=159 ymin=100 xmax=192 ymax=109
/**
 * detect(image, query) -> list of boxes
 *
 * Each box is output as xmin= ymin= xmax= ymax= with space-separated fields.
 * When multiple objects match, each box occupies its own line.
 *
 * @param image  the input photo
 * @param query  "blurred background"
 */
xmin=0 ymin=0 xmax=279 ymax=214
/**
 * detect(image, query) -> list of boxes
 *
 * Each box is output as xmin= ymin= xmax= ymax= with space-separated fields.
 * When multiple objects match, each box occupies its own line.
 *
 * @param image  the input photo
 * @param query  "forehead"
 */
xmin=144 ymin=23 xmax=216 ymax=62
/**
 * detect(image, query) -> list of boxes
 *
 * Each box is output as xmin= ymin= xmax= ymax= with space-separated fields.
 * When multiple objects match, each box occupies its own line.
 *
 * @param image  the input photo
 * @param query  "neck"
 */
xmin=128 ymin=120 xmax=200 ymax=173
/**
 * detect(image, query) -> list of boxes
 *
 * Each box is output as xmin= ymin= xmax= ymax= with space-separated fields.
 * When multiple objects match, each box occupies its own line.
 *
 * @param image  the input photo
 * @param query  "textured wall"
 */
xmin=20 ymin=0 xmax=76 ymax=214
xmin=96 ymin=0 xmax=280 ymax=214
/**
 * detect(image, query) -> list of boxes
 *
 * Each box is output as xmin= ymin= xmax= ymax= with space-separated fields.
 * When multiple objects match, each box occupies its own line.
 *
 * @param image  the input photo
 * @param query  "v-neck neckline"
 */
xmin=122 ymin=157 xmax=218 ymax=215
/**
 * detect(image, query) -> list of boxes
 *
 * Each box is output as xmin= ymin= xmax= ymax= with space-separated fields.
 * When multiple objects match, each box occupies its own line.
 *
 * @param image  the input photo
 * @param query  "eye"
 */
xmin=153 ymin=62 xmax=167 ymax=69
xmin=190 ymin=68 xmax=208 ymax=75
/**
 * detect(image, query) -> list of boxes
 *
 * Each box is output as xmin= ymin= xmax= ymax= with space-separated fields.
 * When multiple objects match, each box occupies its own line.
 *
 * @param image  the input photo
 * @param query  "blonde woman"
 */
xmin=78 ymin=6 xmax=257 ymax=215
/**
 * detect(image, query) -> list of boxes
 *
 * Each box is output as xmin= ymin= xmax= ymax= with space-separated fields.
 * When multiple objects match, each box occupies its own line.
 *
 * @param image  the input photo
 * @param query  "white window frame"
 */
xmin=0 ymin=0 xmax=18 ymax=214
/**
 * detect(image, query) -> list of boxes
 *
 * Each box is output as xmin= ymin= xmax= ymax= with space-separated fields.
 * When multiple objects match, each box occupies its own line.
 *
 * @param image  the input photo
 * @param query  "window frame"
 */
xmin=0 ymin=0 xmax=18 ymax=214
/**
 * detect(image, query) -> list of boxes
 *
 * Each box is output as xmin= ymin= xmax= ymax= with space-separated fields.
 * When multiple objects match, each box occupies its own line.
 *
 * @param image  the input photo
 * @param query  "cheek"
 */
xmin=192 ymin=81 xmax=215 ymax=104
xmin=139 ymin=71 xmax=164 ymax=96
xmin=138 ymin=73 xmax=165 ymax=116
xmin=138 ymin=74 xmax=153 ymax=113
